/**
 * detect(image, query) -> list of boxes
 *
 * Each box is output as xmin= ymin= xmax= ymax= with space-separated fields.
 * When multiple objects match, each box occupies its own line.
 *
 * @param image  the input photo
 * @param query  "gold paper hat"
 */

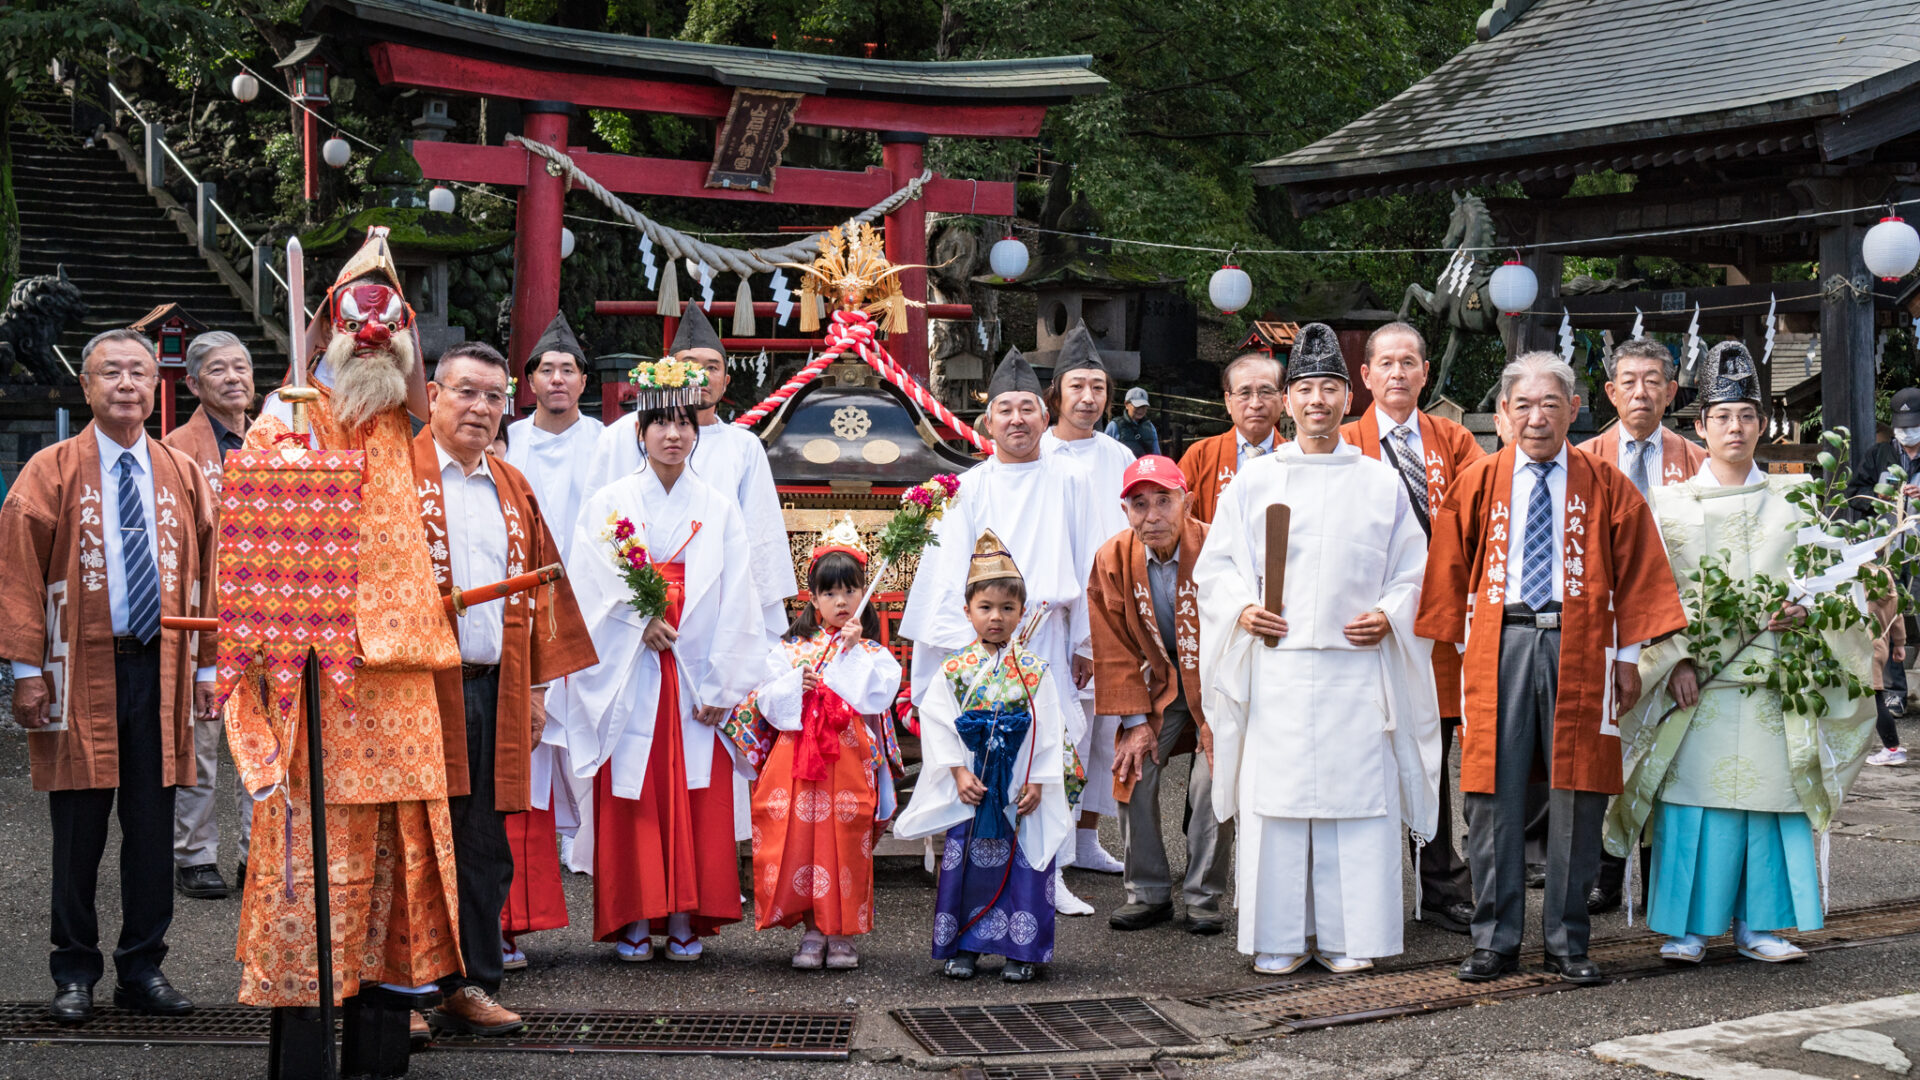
xmin=966 ymin=529 xmax=1023 ymax=588
xmin=811 ymin=512 xmax=869 ymax=567
xmin=331 ymin=225 xmax=405 ymax=293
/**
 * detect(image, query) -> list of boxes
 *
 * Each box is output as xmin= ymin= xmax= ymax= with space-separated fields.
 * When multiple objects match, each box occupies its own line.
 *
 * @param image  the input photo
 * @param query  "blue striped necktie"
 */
xmin=1519 ymin=460 xmax=1557 ymax=610
xmin=117 ymin=452 xmax=161 ymax=644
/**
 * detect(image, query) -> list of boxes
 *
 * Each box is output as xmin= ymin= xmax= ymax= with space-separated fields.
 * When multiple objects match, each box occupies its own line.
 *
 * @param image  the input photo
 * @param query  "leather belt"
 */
xmin=1502 ymin=605 xmax=1563 ymax=630
xmin=113 ymin=635 xmax=159 ymax=655
xmin=461 ymin=663 xmax=499 ymax=681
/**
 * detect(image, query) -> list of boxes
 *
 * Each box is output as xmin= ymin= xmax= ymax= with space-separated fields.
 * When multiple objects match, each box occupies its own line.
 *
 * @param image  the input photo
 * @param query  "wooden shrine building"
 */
xmin=1253 ymin=0 xmax=1920 ymax=453
xmin=301 ymin=0 xmax=1104 ymax=392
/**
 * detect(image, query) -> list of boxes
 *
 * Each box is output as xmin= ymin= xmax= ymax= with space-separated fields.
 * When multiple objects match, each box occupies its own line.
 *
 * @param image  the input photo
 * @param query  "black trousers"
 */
xmin=1413 ymin=718 xmax=1474 ymax=909
xmin=445 ymin=670 xmax=510 ymax=995
xmin=49 ymin=645 xmax=175 ymax=988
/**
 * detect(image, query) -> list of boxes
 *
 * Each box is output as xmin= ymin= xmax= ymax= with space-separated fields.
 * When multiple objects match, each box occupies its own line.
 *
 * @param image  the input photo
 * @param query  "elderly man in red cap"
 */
xmin=1086 ymin=455 xmax=1229 ymax=934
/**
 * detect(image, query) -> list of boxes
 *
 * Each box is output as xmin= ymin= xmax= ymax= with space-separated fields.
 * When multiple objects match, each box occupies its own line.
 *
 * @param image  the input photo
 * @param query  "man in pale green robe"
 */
xmin=1606 ymin=342 xmax=1875 ymax=964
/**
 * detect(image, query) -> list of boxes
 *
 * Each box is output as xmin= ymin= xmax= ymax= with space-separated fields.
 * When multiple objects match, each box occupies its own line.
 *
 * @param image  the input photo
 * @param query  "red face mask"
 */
xmin=333 ymin=282 xmax=411 ymax=352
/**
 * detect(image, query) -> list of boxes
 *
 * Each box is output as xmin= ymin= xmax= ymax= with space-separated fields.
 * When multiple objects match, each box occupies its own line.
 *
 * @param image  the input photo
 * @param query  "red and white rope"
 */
xmin=732 ymin=310 xmax=992 ymax=454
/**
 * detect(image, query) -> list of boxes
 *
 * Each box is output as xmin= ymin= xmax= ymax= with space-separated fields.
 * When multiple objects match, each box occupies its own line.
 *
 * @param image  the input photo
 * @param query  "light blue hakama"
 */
xmin=1646 ymin=802 xmax=1822 ymax=938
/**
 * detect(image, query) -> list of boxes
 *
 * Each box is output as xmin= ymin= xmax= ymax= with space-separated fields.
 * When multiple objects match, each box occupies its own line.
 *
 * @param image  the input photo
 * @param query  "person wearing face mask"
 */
xmin=899 ymin=346 xmax=1101 ymax=916
xmin=1847 ymin=387 xmax=1920 ymax=737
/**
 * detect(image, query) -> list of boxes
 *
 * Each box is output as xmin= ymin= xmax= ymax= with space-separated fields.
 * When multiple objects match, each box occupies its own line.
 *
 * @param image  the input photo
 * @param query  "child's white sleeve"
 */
xmin=753 ymin=646 xmax=809 ymax=732
xmin=823 ymin=641 xmax=904 ymax=716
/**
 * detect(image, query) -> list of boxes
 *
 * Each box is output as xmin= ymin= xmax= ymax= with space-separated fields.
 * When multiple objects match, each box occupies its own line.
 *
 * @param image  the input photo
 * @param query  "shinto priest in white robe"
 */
xmin=561 ymin=465 xmax=773 ymax=867
xmin=1196 ymin=440 xmax=1441 ymax=959
xmin=588 ymin=411 xmax=798 ymax=637
xmin=506 ymin=412 xmax=601 ymax=838
xmin=899 ymin=454 xmax=1097 ymax=753
xmin=1040 ymin=427 xmax=1135 ymax=819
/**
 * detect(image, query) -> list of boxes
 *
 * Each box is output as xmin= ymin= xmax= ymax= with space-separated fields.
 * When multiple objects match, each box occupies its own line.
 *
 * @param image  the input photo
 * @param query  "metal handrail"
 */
xmin=106 ymin=81 xmax=286 ymax=289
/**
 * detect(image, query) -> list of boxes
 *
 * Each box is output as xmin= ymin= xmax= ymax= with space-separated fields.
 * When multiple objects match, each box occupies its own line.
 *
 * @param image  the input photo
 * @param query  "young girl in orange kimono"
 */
xmin=733 ymin=522 xmax=902 ymax=969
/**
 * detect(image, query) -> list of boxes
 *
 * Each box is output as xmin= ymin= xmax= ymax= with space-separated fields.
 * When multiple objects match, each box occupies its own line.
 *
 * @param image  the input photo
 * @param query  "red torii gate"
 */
xmin=309 ymin=0 xmax=1104 ymax=388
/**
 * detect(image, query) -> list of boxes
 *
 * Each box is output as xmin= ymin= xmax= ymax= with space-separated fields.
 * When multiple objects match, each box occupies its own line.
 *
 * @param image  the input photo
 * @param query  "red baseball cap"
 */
xmin=1121 ymin=454 xmax=1187 ymax=497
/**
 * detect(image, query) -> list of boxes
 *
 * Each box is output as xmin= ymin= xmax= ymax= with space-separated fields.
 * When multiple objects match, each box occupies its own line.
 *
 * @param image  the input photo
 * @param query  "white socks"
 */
xmin=1054 ymin=867 xmax=1095 ymax=915
xmin=1075 ymin=827 xmax=1125 ymax=874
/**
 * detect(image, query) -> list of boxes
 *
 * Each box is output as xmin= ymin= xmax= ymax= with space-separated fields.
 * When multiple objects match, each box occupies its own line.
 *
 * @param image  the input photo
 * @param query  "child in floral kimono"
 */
xmin=894 ymin=530 xmax=1075 ymax=982
xmin=729 ymin=517 xmax=903 ymax=970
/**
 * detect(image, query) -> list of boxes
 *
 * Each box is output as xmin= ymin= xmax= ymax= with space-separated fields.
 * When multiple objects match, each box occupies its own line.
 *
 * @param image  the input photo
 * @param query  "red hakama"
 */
xmin=751 ymin=714 xmax=879 ymax=935
xmin=591 ymin=562 xmax=742 ymax=940
xmin=501 ymin=804 xmax=568 ymax=938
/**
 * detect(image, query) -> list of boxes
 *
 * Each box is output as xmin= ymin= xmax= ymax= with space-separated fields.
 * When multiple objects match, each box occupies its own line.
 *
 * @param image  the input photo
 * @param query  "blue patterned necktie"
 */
xmin=1519 ymin=460 xmax=1557 ymax=610
xmin=1389 ymin=426 xmax=1431 ymax=518
xmin=117 ymin=452 xmax=161 ymax=644
xmin=1627 ymin=438 xmax=1652 ymax=498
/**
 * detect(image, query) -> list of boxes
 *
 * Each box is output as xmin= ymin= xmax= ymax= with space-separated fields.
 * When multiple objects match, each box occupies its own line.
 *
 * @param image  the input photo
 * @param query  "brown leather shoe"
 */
xmin=435 ymin=985 xmax=524 ymax=1036
xmin=410 ymin=1010 xmax=433 ymax=1049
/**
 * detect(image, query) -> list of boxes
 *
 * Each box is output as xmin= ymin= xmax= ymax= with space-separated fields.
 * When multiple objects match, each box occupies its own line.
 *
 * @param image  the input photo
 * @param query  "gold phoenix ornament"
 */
xmin=780 ymin=222 xmax=944 ymax=335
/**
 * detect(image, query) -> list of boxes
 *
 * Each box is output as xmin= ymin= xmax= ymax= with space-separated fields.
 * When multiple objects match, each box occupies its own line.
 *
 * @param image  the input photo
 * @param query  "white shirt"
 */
xmin=15 ymin=428 xmax=213 ymax=683
xmin=1692 ymin=461 xmax=1766 ymax=488
xmin=1508 ymin=442 xmax=1641 ymax=663
xmin=1235 ymin=428 xmax=1278 ymax=468
xmin=1374 ymin=405 xmax=1425 ymax=469
xmin=438 ymin=443 xmax=509 ymax=665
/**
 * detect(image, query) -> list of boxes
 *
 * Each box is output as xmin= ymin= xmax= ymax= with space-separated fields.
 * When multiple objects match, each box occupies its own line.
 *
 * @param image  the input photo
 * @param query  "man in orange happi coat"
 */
xmin=1177 ymin=352 xmax=1285 ymax=523
xmin=1574 ymin=335 xmax=1704 ymax=914
xmin=1417 ymin=352 xmax=1684 ymax=986
xmin=412 ymin=341 xmax=595 ymax=1035
xmin=1339 ymin=321 xmax=1485 ymax=935
xmin=225 ymin=228 xmax=463 ymax=1069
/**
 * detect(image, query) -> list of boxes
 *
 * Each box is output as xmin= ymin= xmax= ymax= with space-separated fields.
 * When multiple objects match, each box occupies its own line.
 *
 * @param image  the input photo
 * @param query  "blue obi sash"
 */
xmin=954 ymin=705 xmax=1033 ymax=841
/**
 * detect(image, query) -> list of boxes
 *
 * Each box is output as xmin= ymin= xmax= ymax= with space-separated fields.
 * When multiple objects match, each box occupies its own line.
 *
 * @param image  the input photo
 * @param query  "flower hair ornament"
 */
xmin=627 ymin=357 xmax=712 ymax=409
xmin=811 ymin=512 xmax=868 ymax=568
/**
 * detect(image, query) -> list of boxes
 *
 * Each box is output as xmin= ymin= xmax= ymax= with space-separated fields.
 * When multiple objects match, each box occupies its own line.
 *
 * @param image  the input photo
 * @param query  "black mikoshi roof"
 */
xmin=758 ymin=375 xmax=975 ymax=487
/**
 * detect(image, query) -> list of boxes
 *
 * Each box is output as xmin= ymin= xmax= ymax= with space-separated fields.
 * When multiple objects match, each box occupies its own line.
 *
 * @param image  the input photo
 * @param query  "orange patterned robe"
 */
xmin=226 ymin=388 xmax=463 ymax=1006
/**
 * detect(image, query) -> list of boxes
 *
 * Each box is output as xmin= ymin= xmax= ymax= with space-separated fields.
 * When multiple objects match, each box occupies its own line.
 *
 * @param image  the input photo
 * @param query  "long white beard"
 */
xmin=326 ymin=330 xmax=414 ymax=429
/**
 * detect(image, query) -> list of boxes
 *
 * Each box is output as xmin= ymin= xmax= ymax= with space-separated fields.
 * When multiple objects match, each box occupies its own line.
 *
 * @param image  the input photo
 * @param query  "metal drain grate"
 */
xmin=1188 ymin=897 xmax=1920 ymax=1031
xmin=434 ymin=1008 xmax=855 ymax=1058
xmin=957 ymin=1063 xmax=1186 ymax=1080
xmin=893 ymin=998 xmax=1193 ymax=1057
xmin=0 ymin=1004 xmax=855 ymax=1059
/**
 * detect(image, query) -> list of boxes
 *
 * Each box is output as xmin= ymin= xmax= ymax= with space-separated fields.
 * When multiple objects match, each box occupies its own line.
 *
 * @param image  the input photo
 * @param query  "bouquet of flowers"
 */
xmin=602 ymin=513 xmax=669 ymax=618
xmin=876 ymin=473 xmax=961 ymax=563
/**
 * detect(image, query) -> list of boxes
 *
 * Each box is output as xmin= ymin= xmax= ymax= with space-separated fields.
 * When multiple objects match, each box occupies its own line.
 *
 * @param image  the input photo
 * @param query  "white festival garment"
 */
xmin=505 ymin=413 xmax=603 ymax=825
xmin=891 ymin=646 xmax=1076 ymax=872
xmin=1194 ymin=442 xmax=1442 ymax=959
xmin=1040 ymin=428 xmax=1136 ymax=820
xmin=898 ymin=455 xmax=1098 ymax=748
xmin=560 ymin=466 xmax=772 ymax=870
xmin=590 ymin=413 xmax=798 ymax=636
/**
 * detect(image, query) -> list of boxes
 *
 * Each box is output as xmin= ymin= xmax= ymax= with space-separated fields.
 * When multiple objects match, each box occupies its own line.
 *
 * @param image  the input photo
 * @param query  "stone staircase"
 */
xmin=11 ymin=97 xmax=280 ymax=372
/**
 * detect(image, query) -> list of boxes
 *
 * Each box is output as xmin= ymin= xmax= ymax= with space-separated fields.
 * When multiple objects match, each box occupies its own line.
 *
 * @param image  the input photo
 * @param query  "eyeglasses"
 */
xmin=439 ymin=383 xmax=508 ymax=409
xmin=1228 ymin=386 xmax=1281 ymax=403
xmin=85 ymin=368 xmax=158 ymax=385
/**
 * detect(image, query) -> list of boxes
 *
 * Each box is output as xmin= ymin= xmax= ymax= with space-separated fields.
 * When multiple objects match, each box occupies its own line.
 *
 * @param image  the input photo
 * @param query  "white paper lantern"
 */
xmin=1209 ymin=264 xmax=1253 ymax=315
xmin=989 ymin=235 xmax=1029 ymax=280
xmin=1864 ymin=216 xmax=1920 ymax=282
xmin=320 ymin=137 xmax=351 ymax=168
xmin=1488 ymin=259 xmax=1538 ymax=315
xmin=231 ymin=73 xmax=260 ymax=103
xmin=427 ymin=185 xmax=456 ymax=213
xmin=560 ymin=227 xmax=576 ymax=260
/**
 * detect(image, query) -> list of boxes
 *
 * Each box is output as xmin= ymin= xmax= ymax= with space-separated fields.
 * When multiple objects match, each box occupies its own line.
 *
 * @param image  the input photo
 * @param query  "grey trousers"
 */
xmin=1463 ymin=623 xmax=1607 ymax=958
xmin=172 ymin=713 xmax=253 ymax=868
xmin=1118 ymin=704 xmax=1233 ymax=915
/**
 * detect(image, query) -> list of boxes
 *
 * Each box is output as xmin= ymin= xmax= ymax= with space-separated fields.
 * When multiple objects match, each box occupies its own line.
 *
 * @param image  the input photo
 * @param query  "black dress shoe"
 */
xmin=114 ymin=974 xmax=194 ymax=1015
xmin=1420 ymin=900 xmax=1476 ymax=934
xmin=1525 ymin=865 xmax=1546 ymax=889
xmin=48 ymin=984 xmax=92 ymax=1025
xmin=1108 ymin=901 xmax=1174 ymax=931
xmin=175 ymin=863 xmax=230 ymax=899
xmin=1184 ymin=914 xmax=1226 ymax=936
xmin=1542 ymin=953 xmax=1605 ymax=985
xmin=1456 ymin=948 xmax=1518 ymax=982
xmin=1586 ymin=885 xmax=1622 ymax=914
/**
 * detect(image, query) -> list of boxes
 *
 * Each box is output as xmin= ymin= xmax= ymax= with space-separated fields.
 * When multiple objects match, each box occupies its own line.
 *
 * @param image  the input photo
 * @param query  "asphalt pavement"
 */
xmin=5 ymin=713 xmax=1920 ymax=1079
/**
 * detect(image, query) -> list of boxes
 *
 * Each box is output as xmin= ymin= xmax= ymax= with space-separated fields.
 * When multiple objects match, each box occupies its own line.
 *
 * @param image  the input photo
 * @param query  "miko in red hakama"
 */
xmin=591 ymin=561 xmax=742 ymax=941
